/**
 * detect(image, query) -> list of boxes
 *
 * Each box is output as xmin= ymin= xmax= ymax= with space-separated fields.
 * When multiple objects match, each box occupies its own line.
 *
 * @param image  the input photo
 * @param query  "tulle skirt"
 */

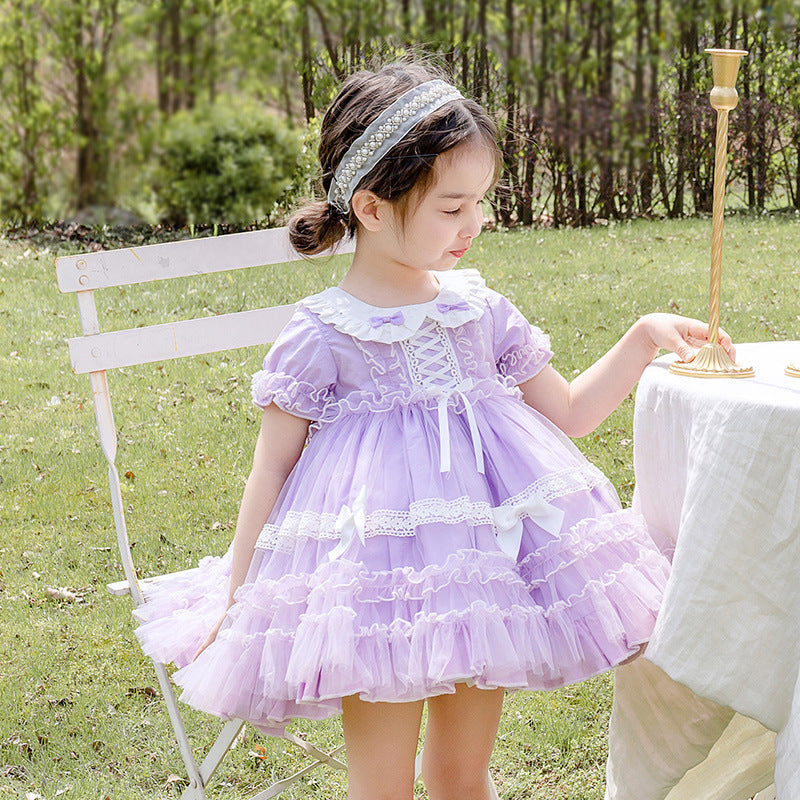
xmin=135 ymin=395 xmax=669 ymax=735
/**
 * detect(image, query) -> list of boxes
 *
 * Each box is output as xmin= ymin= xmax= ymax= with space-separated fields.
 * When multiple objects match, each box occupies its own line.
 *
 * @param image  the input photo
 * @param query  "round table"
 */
xmin=606 ymin=341 xmax=800 ymax=800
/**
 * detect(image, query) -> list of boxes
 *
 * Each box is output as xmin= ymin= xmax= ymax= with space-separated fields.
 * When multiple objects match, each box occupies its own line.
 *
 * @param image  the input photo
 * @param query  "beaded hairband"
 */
xmin=327 ymin=79 xmax=464 ymax=214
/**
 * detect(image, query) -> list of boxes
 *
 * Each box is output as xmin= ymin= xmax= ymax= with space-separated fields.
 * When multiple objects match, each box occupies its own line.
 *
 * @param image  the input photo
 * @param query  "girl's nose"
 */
xmin=462 ymin=207 xmax=483 ymax=240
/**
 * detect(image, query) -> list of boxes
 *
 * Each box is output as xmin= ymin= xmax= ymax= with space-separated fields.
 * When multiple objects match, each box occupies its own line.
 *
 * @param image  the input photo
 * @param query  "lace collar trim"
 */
xmin=301 ymin=268 xmax=488 ymax=343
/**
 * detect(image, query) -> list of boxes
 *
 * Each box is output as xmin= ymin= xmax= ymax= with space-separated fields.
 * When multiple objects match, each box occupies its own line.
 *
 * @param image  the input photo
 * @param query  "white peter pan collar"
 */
xmin=301 ymin=268 xmax=488 ymax=343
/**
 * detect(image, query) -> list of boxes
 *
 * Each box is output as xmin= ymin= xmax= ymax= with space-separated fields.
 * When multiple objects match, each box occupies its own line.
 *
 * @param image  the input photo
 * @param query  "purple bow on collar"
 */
xmin=369 ymin=310 xmax=405 ymax=328
xmin=436 ymin=300 xmax=470 ymax=314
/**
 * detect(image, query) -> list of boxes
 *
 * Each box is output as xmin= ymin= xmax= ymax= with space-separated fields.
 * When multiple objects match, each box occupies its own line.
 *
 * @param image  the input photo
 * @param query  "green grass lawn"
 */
xmin=1 ymin=214 xmax=799 ymax=799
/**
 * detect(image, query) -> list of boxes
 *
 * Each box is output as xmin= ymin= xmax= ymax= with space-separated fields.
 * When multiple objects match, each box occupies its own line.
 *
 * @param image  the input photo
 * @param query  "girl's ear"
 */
xmin=351 ymin=189 xmax=389 ymax=232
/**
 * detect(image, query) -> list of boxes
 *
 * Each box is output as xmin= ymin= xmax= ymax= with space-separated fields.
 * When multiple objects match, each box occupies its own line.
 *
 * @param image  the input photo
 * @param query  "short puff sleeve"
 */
xmin=251 ymin=309 xmax=336 ymax=420
xmin=490 ymin=291 xmax=553 ymax=383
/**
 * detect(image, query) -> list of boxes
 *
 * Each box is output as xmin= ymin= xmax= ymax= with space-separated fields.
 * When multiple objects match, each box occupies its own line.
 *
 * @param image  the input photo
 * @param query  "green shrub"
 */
xmin=278 ymin=115 xmax=323 ymax=220
xmin=154 ymin=101 xmax=301 ymax=225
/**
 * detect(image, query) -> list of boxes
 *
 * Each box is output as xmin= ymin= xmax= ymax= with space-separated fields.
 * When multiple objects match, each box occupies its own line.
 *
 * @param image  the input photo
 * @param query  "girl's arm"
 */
xmin=518 ymin=313 xmax=735 ymax=438
xmin=195 ymin=403 xmax=310 ymax=657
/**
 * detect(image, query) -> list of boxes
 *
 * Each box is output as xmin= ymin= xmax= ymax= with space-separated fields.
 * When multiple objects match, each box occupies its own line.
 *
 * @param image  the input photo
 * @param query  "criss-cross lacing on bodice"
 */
xmin=401 ymin=320 xmax=485 ymax=474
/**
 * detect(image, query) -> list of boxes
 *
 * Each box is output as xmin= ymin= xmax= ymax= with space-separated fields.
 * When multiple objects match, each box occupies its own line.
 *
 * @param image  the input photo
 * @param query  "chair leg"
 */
xmin=282 ymin=731 xmax=347 ymax=771
xmin=249 ymin=743 xmax=347 ymax=800
xmin=149 ymin=660 xmax=207 ymax=799
xmin=197 ymin=719 xmax=246 ymax=784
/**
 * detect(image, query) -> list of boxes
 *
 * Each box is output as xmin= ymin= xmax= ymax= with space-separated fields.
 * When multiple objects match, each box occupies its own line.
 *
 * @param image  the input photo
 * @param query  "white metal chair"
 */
xmin=56 ymin=226 xmax=500 ymax=800
xmin=57 ymin=227 xmax=352 ymax=799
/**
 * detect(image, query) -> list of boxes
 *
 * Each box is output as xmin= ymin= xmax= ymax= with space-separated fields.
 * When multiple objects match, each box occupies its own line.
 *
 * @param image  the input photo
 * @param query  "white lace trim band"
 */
xmin=327 ymin=79 xmax=464 ymax=214
xmin=256 ymin=464 xmax=610 ymax=554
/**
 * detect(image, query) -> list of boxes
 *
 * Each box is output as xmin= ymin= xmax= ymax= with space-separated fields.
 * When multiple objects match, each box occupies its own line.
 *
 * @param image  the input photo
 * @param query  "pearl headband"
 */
xmin=327 ymin=79 xmax=464 ymax=214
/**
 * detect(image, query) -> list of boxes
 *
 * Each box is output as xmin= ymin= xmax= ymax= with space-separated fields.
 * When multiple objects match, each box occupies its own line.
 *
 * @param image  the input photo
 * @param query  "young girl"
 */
xmin=135 ymin=62 xmax=734 ymax=800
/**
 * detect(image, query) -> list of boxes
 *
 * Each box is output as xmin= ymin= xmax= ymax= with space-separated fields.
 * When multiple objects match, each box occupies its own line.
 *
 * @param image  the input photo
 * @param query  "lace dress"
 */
xmin=134 ymin=268 xmax=669 ymax=735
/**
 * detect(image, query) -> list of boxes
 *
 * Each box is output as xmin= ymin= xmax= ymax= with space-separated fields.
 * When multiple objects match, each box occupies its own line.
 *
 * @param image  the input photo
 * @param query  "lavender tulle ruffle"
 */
xmin=136 ymin=514 xmax=667 ymax=734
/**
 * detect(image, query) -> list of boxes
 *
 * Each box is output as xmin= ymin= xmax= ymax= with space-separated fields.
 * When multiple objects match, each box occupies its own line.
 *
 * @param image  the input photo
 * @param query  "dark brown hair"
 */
xmin=288 ymin=62 xmax=500 ymax=255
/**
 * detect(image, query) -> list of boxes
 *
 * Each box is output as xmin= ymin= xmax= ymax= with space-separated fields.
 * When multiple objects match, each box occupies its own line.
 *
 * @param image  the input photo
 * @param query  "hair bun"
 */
xmin=288 ymin=200 xmax=350 ymax=256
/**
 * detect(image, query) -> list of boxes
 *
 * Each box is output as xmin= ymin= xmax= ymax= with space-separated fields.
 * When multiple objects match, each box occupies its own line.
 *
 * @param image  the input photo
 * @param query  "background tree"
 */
xmin=0 ymin=0 xmax=62 ymax=221
xmin=1 ymin=0 xmax=799 ymax=225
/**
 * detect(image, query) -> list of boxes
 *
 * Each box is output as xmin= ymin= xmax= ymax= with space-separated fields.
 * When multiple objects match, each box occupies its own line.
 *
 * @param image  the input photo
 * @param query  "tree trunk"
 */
xmin=755 ymin=3 xmax=768 ymax=209
xmin=74 ymin=7 xmax=97 ymax=208
xmin=473 ymin=0 xmax=489 ymax=102
xmin=632 ymin=0 xmax=647 ymax=215
xmin=795 ymin=27 xmax=800 ymax=208
xmin=596 ymin=0 xmax=615 ymax=220
xmin=498 ymin=0 xmax=516 ymax=226
xmin=672 ymin=12 xmax=695 ymax=217
xmin=300 ymin=1 xmax=314 ymax=122
xmin=741 ymin=13 xmax=756 ymax=207
xmin=460 ymin=0 xmax=471 ymax=88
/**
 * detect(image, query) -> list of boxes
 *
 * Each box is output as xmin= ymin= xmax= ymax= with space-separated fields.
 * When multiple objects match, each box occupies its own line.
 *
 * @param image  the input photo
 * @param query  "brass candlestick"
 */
xmin=670 ymin=48 xmax=754 ymax=378
xmin=787 ymin=362 xmax=800 ymax=378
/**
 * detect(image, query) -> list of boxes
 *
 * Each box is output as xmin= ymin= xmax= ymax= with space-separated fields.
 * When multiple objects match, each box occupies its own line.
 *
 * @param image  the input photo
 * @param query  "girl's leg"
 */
xmin=341 ymin=694 xmax=424 ymax=800
xmin=422 ymin=683 xmax=505 ymax=800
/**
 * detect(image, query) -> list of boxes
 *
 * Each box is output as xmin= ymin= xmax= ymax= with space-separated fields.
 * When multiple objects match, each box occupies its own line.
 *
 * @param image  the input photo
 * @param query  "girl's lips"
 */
xmin=449 ymin=247 xmax=469 ymax=258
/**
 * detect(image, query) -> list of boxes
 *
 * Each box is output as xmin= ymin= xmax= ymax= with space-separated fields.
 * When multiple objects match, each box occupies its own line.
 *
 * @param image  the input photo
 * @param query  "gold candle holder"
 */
xmin=670 ymin=48 xmax=754 ymax=378
xmin=786 ymin=363 xmax=800 ymax=378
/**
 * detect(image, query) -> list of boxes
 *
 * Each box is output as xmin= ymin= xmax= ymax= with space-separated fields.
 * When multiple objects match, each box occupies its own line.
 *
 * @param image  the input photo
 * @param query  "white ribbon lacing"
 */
xmin=436 ymin=379 xmax=485 ymax=475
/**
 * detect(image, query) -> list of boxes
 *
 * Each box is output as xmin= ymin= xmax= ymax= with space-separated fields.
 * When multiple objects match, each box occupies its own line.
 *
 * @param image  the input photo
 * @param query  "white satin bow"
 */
xmin=492 ymin=494 xmax=565 ymax=559
xmin=328 ymin=485 xmax=368 ymax=561
xmin=437 ymin=379 xmax=485 ymax=475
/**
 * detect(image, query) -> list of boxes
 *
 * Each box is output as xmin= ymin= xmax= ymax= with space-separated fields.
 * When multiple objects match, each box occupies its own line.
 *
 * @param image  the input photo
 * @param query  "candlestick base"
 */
xmin=786 ymin=362 xmax=800 ymax=378
xmin=669 ymin=342 xmax=754 ymax=378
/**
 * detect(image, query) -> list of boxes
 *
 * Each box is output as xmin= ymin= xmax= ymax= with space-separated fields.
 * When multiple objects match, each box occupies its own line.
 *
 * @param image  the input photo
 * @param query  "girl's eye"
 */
xmin=445 ymin=209 xmax=461 ymax=216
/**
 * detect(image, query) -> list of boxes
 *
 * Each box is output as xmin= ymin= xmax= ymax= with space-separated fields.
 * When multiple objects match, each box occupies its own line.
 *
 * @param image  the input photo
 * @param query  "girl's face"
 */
xmin=385 ymin=140 xmax=496 ymax=274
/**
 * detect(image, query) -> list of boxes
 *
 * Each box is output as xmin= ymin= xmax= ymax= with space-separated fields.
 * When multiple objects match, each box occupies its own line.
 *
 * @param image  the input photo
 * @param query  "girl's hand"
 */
xmin=193 ymin=610 xmax=229 ymax=661
xmin=519 ymin=313 xmax=738 ymax=438
xmin=637 ymin=313 xmax=736 ymax=364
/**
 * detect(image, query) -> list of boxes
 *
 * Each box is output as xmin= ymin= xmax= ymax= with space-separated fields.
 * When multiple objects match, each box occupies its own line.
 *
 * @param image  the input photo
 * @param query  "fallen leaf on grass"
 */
xmin=45 ymin=587 xmax=79 ymax=603
xmin=8 ymin=735 xmax=33 ymax=758
xmin=126 ymin=686 xmax=159 ymax=698
xmin=249 ymin=744 xmax=268 ymax=761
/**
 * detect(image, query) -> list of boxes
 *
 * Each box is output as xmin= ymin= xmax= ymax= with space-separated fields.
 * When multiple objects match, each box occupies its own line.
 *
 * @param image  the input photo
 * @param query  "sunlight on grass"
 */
xmin=1 ymin=215 xmax=799 ymax=798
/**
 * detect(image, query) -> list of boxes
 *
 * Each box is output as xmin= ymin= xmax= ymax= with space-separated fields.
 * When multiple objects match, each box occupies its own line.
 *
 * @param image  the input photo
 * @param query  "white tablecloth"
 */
xmin=606 ymin=342 xmax=800 ymax=800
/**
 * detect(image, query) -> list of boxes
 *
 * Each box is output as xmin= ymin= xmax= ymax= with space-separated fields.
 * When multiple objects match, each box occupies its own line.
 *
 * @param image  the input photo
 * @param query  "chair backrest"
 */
xmin=56 ymin=226 xmax=354 ymax=372
xmin=57 ymin=226 xmax=501 ymax=800
xmin=56 ymin=226 xmax=354 ymax=605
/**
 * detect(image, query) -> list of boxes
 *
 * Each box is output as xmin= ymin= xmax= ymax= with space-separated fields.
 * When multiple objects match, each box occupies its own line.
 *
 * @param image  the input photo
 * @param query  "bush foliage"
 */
xmin=154 ymin=102 xmax=301 ymax=225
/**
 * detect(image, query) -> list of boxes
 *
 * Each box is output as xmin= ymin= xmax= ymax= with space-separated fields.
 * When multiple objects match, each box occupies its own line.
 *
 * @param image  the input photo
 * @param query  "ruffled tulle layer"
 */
xmin=136 ymin=509 xmax=668 ymax=735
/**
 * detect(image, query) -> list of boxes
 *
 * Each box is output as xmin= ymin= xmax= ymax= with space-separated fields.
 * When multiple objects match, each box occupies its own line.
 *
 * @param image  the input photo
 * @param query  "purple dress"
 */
xmin=135 ymin=269 xmax=669 ymax=735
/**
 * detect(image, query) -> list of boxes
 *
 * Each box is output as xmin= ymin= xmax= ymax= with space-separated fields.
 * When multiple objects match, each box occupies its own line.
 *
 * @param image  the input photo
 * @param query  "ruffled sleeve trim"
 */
xmin=488 ymin=290 xmax=554 ymax=383
xmin=250 ymin=371 xmax=334 ymax=420
xmin=496 ymin=332 xmax=553 ymax=383
xmin=301 ymin=268 xmax=489 ymax=343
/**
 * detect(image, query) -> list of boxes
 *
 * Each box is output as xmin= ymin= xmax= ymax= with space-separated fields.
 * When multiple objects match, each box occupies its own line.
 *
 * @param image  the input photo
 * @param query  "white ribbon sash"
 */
xmin=436 ymin=379 xmax=485 ymax=475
